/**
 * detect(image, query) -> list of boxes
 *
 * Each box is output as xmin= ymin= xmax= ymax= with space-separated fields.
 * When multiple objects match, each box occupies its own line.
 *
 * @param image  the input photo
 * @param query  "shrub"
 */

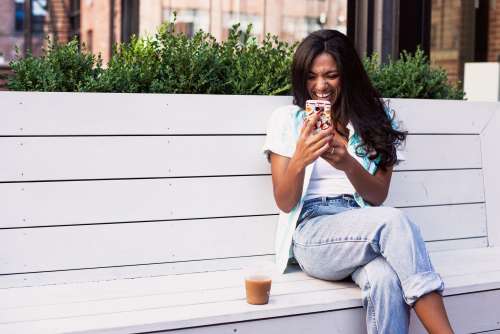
xmin=8 ymin=23 xmax=463 ymax=99
xmin=8 ymin=39 xmax=102 ymax=92
xmin=364 ymin=48 xmax=465 ymax=99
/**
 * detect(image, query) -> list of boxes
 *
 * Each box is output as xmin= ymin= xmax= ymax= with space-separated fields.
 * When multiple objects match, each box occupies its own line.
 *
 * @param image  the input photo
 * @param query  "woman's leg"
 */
xmin=414 ymin=292 xmax=454 ymax=334
xmin=351 ymin=256 xmax=410 ymax=334
xmin=293 ymin=206 xmax=450 ymax=331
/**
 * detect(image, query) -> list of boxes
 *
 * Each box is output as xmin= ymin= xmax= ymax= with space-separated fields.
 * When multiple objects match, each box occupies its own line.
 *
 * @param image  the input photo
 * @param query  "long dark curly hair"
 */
xmin=291 ymin=29 xmax=407 ymax=171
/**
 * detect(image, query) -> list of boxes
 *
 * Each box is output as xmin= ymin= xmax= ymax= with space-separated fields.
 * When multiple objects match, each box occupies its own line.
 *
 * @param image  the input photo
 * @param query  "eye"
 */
xmin=327 ymin=74 xmax=339 ymax=80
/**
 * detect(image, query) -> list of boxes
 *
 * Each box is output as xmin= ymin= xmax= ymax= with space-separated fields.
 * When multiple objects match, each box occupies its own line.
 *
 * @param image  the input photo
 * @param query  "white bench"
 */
xmin=1 ymin=92 xmax=499 ymax=333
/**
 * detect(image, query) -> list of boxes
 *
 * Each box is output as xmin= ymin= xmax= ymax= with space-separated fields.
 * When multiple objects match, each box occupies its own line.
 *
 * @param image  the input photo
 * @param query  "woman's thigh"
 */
xmin=292 ymin=206 xmax=407 ymax=280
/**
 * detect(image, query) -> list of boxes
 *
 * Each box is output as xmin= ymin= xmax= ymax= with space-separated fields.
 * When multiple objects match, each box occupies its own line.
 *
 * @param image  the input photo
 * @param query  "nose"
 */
xmin=314 ymin=77 xmax=329 ymax=91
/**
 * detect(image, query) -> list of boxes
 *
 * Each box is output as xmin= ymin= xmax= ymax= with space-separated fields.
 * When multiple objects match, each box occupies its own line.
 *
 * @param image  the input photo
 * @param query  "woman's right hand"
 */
xmin=292 ymin=113 xmax=334 ymax=170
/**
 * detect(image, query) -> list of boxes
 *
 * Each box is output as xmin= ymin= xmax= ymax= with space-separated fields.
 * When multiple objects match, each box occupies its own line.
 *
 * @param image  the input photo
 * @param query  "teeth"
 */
xmin=316 ymin=93 xmax=331 ymax=98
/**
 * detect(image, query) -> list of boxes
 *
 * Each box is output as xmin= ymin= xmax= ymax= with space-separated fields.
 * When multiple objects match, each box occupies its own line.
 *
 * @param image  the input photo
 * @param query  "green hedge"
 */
xmin=8 ymin=22 xmax=464 ymax=99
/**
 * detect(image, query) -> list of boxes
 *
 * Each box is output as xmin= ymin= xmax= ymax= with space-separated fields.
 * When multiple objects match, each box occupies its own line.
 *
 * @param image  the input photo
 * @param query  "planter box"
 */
xmin=464 ymin=62 xmax=500 ymax=101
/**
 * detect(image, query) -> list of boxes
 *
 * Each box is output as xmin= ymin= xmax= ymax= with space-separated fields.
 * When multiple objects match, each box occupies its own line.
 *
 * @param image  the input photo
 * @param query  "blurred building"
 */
xmin=0 ymin=0 xmax=79 ymax=64
xmin=76 ymin=0 xmax=346 ymax=63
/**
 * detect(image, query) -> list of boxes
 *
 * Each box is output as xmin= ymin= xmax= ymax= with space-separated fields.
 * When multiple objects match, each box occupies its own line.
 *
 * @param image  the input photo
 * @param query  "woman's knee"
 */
xmin=366 ymin=258 xmax=402 ymax=292
xmin=377 ymin=207 xmax=421 ymax=235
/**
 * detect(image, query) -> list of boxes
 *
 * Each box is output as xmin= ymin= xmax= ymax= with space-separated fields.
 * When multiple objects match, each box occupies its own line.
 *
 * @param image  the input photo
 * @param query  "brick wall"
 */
xmin=46 ymin=0 xmax=71 ymax=44
xmin=487 ymin=1 xmax=500 ymax=61
xmin=0 ymin=65 xmax=12 ymax=91
xmin=81 ymin=0 xmax=121 ymax=63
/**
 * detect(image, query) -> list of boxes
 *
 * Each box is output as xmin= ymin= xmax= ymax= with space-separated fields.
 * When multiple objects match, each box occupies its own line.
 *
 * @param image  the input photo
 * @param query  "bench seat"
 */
xmin=1 ymin=247 xmax=500 ymax=334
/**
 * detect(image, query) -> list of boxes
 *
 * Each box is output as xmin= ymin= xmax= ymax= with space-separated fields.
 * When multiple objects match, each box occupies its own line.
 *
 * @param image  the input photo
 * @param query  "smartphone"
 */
xmin=305 ymin=100 xmax=332 ymax=133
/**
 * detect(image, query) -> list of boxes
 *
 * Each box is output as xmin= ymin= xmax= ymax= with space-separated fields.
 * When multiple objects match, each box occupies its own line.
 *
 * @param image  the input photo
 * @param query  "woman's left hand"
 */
xmin=321 ymin=128 xmax=355 ymax=172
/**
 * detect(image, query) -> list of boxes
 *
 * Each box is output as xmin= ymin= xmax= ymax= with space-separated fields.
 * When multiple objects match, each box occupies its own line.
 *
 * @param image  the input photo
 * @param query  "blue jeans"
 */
xmin=292 ymin=195 xmax=444 ymax=334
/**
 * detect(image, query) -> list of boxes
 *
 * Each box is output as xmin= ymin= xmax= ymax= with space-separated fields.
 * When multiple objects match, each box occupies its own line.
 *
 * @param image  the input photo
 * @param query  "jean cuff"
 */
xmin=401 ymin=271 xmax=445 ymax=306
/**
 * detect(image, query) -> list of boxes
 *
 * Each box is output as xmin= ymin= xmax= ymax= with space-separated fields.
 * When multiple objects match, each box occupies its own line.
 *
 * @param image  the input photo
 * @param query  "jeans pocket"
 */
xmin=297 ymin=206 xmax=317 ymax=225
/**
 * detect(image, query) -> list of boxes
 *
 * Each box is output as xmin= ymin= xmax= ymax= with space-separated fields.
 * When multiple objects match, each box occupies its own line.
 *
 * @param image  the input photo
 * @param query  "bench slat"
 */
xmin=1 ymin=93 xmax=495 ymax=135
xmin=3 ymin=248 xmax=499 ymax=311
xmin=0 ymin=204 xmax=487 ymax=275
xmin=0 ymin=170 xmax=484 ymax=228
xmin=1 ymin=248 xmax=499 ymax=334
xmin=0 ymin=134 xmax=481 ymax=181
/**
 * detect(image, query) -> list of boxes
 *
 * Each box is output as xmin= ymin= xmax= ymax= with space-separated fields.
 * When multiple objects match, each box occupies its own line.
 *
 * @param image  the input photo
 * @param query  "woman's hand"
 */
xmin=292 ymin=113 xmax=334 ymax=170
xmin=321 ymin=127 xmax=355 ymax=172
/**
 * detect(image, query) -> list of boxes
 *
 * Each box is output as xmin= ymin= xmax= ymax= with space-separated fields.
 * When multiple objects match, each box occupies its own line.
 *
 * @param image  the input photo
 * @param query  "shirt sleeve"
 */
xmin=262 ymin=106 xmax=296 ymax=163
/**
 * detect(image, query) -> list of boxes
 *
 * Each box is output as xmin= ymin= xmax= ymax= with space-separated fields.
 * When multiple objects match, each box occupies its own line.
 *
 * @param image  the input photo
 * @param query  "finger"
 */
xmin=315 ymin=142 xmax=331 ymax=157
xmin=309 ymin=134 xmax=333 ymax=153
xmin=310 ymin=127 xmax=334 ymax=142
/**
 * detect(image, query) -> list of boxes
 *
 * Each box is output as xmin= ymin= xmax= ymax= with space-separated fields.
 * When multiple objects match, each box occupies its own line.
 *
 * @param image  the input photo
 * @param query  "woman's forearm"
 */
xmin=274 ymin=157 xmax=306 ymax=213
xmin=344 ymin=158 xmax=389 ymax=206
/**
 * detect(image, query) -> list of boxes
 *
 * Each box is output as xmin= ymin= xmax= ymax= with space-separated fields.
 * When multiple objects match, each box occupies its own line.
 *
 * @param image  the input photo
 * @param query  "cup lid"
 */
xmin=242 ymin=260 xmax=278 ymax=279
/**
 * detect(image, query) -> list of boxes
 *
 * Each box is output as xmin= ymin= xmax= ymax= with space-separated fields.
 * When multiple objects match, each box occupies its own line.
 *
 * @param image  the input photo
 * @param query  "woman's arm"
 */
xmin=321 ymin=130 xmax=393 ymax=206
xmin=344 ymin=161 xmax=393 ymax=206
xmin=270 ymin=114 xmax=333 ymax=213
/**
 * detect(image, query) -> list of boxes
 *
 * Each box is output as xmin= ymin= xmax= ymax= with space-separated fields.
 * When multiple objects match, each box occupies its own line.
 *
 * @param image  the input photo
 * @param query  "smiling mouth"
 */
xmin=315 ymin=92 xmax=332 ymax=99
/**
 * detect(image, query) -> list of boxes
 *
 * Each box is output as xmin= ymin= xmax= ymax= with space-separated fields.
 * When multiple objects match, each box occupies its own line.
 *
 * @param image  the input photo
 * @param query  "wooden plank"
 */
xmin=3 ymin=248 xmax=499 ymax=312
xmin=426 ymin=237 xmax=488 ymax=252
xmin=396 ymin=134 xmax=481 ymax=170
xmin=387 ymin=98 xmax=496 ymax=134
xmin=0 ymin=204 xmax=487 ymax=275
xmin=1 ymin=248 xmax=499 ymax=333
xmin=0 ymin=134 xmax=481 ymax=182
xmin=0 ymin=170 xmax=485 ymax=228
xmin=403 ymin=203 xmax=487 ymax=241
xmin=0 ymin=216 xmax=276 ymax=274
xmin=0 ymin=270 xmax=315 ymax=310
xmin=0 ymin=92 xmax=291 ymax=136
xmin=0 ymin=92 xmax=495 ymax=135
xmin=164 ymin=308 xmax=367 ymax=334
xmin=409 ymin=289 xmax=500 ymax=334
xmin=0 ymin=265 xmax=499 ymax=334
xmin=385 ymin=169 xmax=484 ymax=207
xmin=0 ymin=255 xmax=277 ymax=289
xmin=480 ymin=109 xmax=500 ymax=247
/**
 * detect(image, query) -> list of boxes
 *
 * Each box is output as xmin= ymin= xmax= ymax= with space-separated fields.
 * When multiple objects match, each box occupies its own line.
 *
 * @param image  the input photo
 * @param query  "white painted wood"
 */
xmin=481 ymin=109 xmax=500 ymax=247
xmin=0 ymin=170 xmax=484 ymax=228
xmin=0 ymin=216 xmax=276 ymax=273
xmin=395 ymin=134 xmax=481 ymax=170
xmin=0 ymin=270 xmax=316 ymax=309
xmin=386 ymin=98 xmax=496 ymax=134
xmin=0 ymin=255 xmax=277 ymax=289
xmin=0 ymin=92 xmax=495 ymax=135
xmin=1 ymin=247 xmax=499 ymax=334
xmin=0 ymin=92 xmax=291 ymax=135
xmin=0 ymin=134 xmax=481 ymax=182
xmin=464 ymin=62 xmax=500 ymax=101
xmin=2 ymin=248 xmax=499 ymax=312
xmin=385 ymin=169 xmax=484 ymax=207
xmin=409 ymin=289 xmax=500 ymax=334
xmin=162 ymin=308 xmax=367 ymax=334
xmin=0 ymin=287 xmax=365 ymax=334
xmin=0 ymin=176 xmax=276 ymax=228
xmin=404 ymin=203 xmax=487 ymax=241
xmin=0 ymin=204 xmax=487 ymax=275
xmin=426 ymin=237 xmax=488 ymax=252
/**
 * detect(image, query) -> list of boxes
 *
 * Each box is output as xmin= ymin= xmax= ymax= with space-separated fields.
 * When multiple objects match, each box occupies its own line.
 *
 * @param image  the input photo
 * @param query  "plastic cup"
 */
xmin=243 ymin=261 xmax=276 ymax=305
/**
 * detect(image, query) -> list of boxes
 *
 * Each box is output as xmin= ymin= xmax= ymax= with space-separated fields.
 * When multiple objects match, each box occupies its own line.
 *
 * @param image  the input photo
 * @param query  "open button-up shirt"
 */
xmin=262 ymin=104 xmax=405 ymax=274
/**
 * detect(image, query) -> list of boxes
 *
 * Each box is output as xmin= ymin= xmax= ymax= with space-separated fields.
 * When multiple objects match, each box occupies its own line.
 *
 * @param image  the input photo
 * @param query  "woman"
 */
xmin=263 ymin=30 xmax=454 ymax=333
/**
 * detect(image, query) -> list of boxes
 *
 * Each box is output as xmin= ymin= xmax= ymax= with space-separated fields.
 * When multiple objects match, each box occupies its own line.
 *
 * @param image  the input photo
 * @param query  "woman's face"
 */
xmin=306 ymin=52 xmax=340 ymax=104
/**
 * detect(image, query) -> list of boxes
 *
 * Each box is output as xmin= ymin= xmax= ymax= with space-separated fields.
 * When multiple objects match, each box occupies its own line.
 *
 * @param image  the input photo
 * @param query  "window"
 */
xmin=69 ymin=0 xmax=81 ymax=41
xmin=15 ymin=0 xmax=47 ymax=34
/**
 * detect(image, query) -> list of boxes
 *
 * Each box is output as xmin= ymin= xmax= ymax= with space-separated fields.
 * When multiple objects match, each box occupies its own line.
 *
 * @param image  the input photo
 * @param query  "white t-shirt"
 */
xmin=303 ymin=156 xmax=355 ymax=200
